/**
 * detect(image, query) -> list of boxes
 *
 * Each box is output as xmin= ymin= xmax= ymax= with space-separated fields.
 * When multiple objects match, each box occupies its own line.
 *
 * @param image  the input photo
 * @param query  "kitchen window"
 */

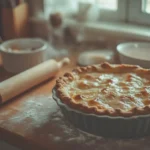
xmin=29 ymin=0 xmax=150 ymax=42
xmin=44 ymin=0 xmax=126 ymax=22
xmin=128 ymin=0 xmax=150 ymax=25
xmin=42 ymin=0 xmax=150 ymax=25
xmin=142 ymin=0 xmax=150 ymax=13
xmin=95 ymin=0 xmax=126 ymax=21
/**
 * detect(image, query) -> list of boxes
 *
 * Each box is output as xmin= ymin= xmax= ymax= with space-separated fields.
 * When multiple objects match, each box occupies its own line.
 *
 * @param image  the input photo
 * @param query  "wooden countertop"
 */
xmin=1 ymin=53 xmax=150 ymax=150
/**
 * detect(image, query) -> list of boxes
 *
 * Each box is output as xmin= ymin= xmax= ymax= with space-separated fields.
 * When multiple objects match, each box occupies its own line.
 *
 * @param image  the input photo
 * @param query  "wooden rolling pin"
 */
xmin=0 ymin=57 xmax=70 ymax=104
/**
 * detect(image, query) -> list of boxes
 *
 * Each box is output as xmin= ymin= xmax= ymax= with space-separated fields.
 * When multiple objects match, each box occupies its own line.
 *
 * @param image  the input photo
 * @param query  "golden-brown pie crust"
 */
xmin=55 ymin=62 xmax=150 ymax=117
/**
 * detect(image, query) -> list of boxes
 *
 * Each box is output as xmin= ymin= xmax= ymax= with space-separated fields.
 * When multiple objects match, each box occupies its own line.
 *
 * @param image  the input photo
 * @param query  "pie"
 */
xmin=55 ymin=62 xmax=150 ymax=117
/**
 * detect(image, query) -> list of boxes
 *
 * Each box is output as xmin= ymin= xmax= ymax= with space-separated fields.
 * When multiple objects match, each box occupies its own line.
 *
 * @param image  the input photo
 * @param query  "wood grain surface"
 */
xmin=0 ymin=52 xmax=150 ymax=150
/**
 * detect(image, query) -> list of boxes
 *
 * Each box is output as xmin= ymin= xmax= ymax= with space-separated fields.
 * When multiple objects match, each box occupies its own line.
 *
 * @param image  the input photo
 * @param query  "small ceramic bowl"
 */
xmin=0 ymin=38 xmax=48 ymax=73
xmin=117 ymin=42 xmax=150 ymax=68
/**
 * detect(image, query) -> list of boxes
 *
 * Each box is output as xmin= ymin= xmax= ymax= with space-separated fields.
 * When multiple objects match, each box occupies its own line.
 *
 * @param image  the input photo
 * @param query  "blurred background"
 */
xmin=1 ymin=0 xmax=150 ymax=73
xmin=1 ymin=0 xmax=150 ymax=47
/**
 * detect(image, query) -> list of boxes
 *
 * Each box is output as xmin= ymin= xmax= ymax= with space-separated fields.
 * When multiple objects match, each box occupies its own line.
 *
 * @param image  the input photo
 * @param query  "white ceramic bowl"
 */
xmin=0 ymin=38 xmax=48 ymax=73
xmin=117 ymin=42 xmax=150 ymax=68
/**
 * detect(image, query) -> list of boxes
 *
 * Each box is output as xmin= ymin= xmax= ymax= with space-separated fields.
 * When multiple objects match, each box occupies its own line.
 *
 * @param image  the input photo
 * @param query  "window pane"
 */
xmin=96 ymin=0 xmax=118 ymax=10
xmin=44 ymin=0 xmax=78 ymax=18
xmin=142 ymin=0 xmax=150 ymax=13
xmin=78 ymin=0 xmax=118 ymax=10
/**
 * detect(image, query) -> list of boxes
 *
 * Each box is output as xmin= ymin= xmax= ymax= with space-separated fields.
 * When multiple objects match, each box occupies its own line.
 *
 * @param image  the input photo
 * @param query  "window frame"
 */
xmin=99 ymin=0 xmax=127 ymax=22
xmin=128 ymin=0 xmax=150 ymax=25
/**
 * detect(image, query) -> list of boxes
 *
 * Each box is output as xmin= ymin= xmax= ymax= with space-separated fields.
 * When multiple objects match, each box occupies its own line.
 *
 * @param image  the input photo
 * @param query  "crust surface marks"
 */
xmin=55 ymin=62 xmax=150 ymax=117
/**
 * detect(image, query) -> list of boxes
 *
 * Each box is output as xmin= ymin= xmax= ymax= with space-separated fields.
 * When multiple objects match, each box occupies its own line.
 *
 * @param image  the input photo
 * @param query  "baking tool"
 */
xmin=0 ymin=57 xmax=70 ymax=104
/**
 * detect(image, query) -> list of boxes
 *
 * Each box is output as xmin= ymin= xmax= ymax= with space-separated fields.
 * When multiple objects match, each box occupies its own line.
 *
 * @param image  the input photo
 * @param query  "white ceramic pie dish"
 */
xmin=0 ymin=38 xmax=48 ymax=73
xmin=117 ymin=42 xmax=150 ymax=68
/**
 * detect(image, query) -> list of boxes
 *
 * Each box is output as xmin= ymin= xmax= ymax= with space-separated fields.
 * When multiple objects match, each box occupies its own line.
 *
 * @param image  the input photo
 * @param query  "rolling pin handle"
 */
xmin=58 ymin=57 xmax=70 ymax=68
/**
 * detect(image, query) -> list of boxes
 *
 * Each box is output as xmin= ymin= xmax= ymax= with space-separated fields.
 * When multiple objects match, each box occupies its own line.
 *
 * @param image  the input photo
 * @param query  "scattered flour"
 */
xmin=1 ymin=95 xmax=150 ymax=149
xmin=1 ymin=95 xmax=58 ymax=132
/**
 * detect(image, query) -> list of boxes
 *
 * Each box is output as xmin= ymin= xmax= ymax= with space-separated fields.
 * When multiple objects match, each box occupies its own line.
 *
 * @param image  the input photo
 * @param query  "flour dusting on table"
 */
xmin=1 ymin=95 xmax=150 ymax=150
